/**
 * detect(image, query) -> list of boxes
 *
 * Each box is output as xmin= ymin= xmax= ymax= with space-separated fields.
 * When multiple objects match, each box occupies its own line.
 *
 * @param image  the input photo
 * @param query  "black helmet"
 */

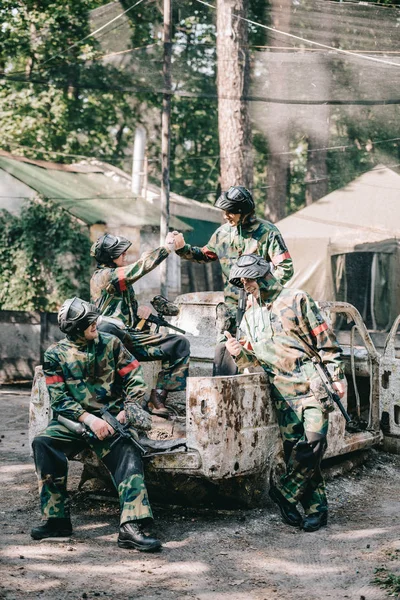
xmin=58 ymin=297 xmax=100 ymax=335
xmin=91 ymin=233 xmax=132 ymax=266
xmin=229 ymin=254 xmax=271 ymax=288
xmin=214 ymin=186 xmax=255 ymax=215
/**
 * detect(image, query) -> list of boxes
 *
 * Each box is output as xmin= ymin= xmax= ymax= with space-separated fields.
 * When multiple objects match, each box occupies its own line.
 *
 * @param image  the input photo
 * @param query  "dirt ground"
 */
xmin=1 ymin=387 xmax=400 ymax=600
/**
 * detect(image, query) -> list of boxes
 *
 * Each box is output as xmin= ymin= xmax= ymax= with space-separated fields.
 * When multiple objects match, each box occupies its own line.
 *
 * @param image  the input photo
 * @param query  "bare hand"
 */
xmin=164 ymin=232 xmax=176 ymax=252
xmin=116 ymin=410 xmax=126 ymax=424
xmin=333 ymin=380 xmax=347 ymax=399
xmin=137 ymin=305 xmax=152 ymax=320
xmin=172 ymin=231 xmax=185 ymax=251
xmin=224 ymin=331 xmax=242 ymax=357
xmin=89 ymin=417 xmax=115 ymax=441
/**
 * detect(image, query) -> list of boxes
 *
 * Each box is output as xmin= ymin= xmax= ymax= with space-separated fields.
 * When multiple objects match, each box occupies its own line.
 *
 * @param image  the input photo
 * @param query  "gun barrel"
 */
xmin=311 ymin=358 xmax=352 ymax=423
xmin=147 ymin=314 xmax=186 ymax=334
xmin=236 ymin=290 xmax=247 ymax=340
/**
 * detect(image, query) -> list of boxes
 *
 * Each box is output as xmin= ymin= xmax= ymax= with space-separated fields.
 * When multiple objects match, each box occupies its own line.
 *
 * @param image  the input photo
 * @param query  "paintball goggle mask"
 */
xmin=58 ymin=297 xmax=100 ymax=335
xmin=91 ymin=233 xmax=132 ymax=266
xmin=150 ymin=295 xmax=179 ymax=317
xmin=229 ymin=254 xmax=271 ymax=288
xmin=214 ymin=186 xmax=255 ymax=215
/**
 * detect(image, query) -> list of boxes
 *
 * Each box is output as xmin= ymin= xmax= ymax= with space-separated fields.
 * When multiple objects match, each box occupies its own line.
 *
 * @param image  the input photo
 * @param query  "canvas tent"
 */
xmin=277 ymin=166 xmax=400 ymax=331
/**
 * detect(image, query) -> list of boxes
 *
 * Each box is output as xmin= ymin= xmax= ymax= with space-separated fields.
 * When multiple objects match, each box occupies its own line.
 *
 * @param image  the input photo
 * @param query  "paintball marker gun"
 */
xmin=99 ymin=408 xmax=147 ymax=454
xmin=311 ymin=357 xmax=366 ymax=433
xmin=236 ymin=289 xmax=248 ymax=341
xmin=58 ymin=411 xmax=187 ymax=458
xmin=137 ymin=295 xmax=186 ymax=334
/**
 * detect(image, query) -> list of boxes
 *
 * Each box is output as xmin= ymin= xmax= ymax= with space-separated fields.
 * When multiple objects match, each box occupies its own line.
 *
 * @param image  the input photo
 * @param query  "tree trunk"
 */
xmin=304 ymin=8 xmax=333 ymax=205
xmin=264 ymin=0 xmax=291 ymax=223
xmin=265 ymin=152 xmax=289 ymax=222
xmin=216 ymin=0 xmax=253 ymax=190
xmin=305 ymin=123 xmax=329 ymax=205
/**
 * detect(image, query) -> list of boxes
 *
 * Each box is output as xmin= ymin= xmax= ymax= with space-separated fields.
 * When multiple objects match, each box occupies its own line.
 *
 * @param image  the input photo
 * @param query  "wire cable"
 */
xmin=196 ymin=0 xmax=400 ymax=68
xmin=2 ymin=71 xmax=400 ymax=105
xmin=37 ymin=0 xmax=148 ymax=69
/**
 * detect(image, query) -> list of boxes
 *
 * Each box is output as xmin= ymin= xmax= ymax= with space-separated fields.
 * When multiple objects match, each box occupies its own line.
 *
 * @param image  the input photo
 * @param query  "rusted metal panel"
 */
xmin=186 ymin=372 xmax=280 ymax=479
xmin=380 ymin=314 xmax=400 ymax=440
xmin=148 ymin=450 xmax=201 ymax=471
xmin=29 ymin=366 xmax=52 ymax=451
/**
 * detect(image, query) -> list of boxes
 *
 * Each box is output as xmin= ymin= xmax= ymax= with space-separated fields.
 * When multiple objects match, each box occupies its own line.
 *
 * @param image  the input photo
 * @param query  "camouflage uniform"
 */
xmin=176 ymin=214 xmax=294 ymax=324
xmin=32 ymin=331 xmax=154 ymax=525
xmin=177 ymin=214 xmax=293 ymax=374
xmin=234 ymin=277 xmax=344 ymax=517
xmin=91 ymin=248 xmax=189 ymax=392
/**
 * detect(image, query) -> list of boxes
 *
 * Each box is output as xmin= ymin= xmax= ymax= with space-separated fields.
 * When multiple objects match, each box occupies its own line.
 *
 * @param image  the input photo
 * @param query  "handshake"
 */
xmin=164 ymin=231 xmax=186 ymax=253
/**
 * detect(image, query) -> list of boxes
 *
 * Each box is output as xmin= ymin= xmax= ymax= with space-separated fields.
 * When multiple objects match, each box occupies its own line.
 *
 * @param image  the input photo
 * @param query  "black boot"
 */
xmin=118 ymin=521 xmax=161 ymax=552
xmin=269 ymin=485 xmax=302 ymax=527
xmin=302 ymin=512 xmax=328 ymax=532
xmin=31 ymin=518 xmax=72 ymax=540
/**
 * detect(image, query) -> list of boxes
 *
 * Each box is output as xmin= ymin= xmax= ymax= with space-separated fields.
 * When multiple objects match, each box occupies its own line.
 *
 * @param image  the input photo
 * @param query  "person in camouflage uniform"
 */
xmin=31 ymin=297 xmax=161 ymax=551
xmin=172 ymin=186 xmax=293 ymax=375
xmin=225 ymin=255 xmax=346 ymax=532
xmin=90 ymin=233 xmax=190 ymax=416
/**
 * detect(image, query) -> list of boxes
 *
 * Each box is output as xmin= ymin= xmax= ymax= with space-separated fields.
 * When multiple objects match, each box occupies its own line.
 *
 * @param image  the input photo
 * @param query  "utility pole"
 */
xmin=131 ymin=125 xmax=146 ymax=196
xmin=160 ymin=0 xmax=172 ymax=297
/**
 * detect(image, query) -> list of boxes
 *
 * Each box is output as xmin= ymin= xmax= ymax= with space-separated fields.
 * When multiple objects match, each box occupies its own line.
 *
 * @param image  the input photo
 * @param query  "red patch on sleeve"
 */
xmin=46 ymin=375 xmax=64 ymax=385
xmin=118 ymin=359 xmax=140 ymax=377
xmin=116 ymin=267 xmax=127 ymax=292
xmin=241 ymin=340 xmax=253 ymax=351
xmin=311 ymin=322 xmax=328 ymax=337
xmin=271 ymin=251 xmax=291 ymax=266
xmin=201 ymin=246 xmax=218 ymax=260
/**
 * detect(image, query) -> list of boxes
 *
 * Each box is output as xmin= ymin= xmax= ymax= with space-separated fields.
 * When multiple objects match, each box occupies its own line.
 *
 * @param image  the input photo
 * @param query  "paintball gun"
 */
xmin=137 ymin=295 xmax=186 ymax=334
xmin=311 ymin=357 xmax=366 ymax=433
xmin=100 ymin=408 xmax=147 ymax=454
xmin=58 ymin=411 xmax=146 ymax=454
xmin=58 ymin=410 xmax=187 ymax=458
xmin=236 ymin=289 xmax=248 ymax=341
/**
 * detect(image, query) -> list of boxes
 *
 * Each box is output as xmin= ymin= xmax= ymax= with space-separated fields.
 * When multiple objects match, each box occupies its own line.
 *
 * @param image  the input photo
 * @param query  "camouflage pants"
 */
xmin=275 ymin=395 xmax=329 ymax=516
xmin=99 ymin=322 xmax=189 ymax=392
xmin=32 ymin=420 xmax=153 ymax=524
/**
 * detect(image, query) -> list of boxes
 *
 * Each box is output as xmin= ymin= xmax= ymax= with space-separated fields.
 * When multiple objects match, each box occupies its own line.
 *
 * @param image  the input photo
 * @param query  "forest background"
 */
xmin=0 ymin=0 xmax=399 ymax=310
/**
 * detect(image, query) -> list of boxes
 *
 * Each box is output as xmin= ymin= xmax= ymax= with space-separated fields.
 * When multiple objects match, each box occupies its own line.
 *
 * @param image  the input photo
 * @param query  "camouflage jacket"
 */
xmin=43 ymin=331 xmax=151 ymax=431
xmin=235 ymin=277 xmax=344 ymax=401
xmin=90 ymin=247 xmax=169 ymax=327
xmin=176 ymin=215 xmax=293 ymax=313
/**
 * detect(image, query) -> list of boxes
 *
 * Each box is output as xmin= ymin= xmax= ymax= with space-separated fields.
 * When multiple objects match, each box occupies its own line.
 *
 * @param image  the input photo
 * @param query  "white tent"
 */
xmin=277 ymin=165 xmax=400 ymax=330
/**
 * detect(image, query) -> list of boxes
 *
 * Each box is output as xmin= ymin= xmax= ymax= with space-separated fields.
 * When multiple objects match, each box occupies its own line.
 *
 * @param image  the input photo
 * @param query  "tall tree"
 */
xmin=264 ymin=0 xmax=291 ymax=223
xmin=216 ymin=0 xmax=253 ymax=190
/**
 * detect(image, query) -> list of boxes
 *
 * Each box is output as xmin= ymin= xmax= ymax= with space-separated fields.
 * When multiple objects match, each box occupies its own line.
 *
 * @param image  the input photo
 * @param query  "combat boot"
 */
xmin=302 ymin=512 xmax=328 ymax=532
xmin=31 ymin=518 xmax=72 ymax=540
xmin=147 ymin=389 xmax=169 ymax=417
xmin=118 ymin=521 xmax=161 ymax=552
xmin=269 ymin=485 xmax=302 ymax=527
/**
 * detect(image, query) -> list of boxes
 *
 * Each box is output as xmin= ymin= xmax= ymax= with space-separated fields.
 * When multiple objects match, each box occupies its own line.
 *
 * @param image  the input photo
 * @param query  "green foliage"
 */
xmin=0 ymin=0 xmax=135 ymax=165
xmin=0 ymin=198 xmax=91 ymax=312
xmin=372 ymin=566 xmax=400 ymax=596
